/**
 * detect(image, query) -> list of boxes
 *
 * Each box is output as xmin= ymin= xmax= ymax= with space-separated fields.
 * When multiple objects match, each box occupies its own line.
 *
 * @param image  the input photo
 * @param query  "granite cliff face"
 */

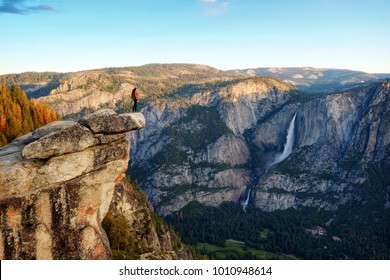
xmin=128 ymin=79 xmax=390 ymax=216
xmin=27 ymin=64 xmax=244 ymax=117
xmin=40 ymin=80 xmax=132 ymax=117
xmin=0 ymin=109 xmax=147 ymax=259
xmin=252 ymin=81 xmax=390 ymax=211
xmin=128 ymin=77 xmax=295 ymax=215
xmin=106 ymin=178 xmax=192 ymax=260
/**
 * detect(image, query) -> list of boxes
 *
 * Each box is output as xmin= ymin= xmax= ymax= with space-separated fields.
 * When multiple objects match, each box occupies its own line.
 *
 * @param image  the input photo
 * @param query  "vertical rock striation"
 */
xmin=253 ymin=81 xmax=390 ymax=211
xmin=106 ymin=178 xmax=193 ymax=260
xmin=0 ymin=109 xmax=146 ymax=259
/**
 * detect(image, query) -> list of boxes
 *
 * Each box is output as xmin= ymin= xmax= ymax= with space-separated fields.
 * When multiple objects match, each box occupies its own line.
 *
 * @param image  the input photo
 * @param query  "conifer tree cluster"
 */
xmin=0 ymin=84 xmax=60 ymax=147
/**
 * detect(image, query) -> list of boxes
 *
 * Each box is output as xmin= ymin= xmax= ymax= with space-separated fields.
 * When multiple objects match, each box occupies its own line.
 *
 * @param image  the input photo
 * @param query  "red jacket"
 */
xmin=132 ymin=89 xmax=139 ymax=100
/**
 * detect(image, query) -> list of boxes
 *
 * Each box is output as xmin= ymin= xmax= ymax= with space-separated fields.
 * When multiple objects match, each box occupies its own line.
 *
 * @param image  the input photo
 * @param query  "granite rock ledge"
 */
xmin=0 ymin=109 xmax=146 ymax=259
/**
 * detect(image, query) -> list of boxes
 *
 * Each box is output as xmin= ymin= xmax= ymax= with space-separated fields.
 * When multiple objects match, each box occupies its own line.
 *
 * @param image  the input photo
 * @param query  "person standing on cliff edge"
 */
xmin=131 ymin=87 xmax=139 ymax=112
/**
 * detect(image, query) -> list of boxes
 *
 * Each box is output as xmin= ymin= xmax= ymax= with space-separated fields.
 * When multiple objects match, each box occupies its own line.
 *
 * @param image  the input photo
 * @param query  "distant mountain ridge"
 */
xmin=230 ymin=67 xmax=390 ymax=92
xmin=0 ymin=64 xmax=244 ymax=100
xmin=1 ymin=64 xmax=389 ymax=103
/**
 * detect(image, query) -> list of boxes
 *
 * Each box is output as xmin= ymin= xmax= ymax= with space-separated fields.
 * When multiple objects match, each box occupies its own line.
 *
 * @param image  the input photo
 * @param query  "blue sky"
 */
xmin=0 ymin=0 xmax=389 ymax=74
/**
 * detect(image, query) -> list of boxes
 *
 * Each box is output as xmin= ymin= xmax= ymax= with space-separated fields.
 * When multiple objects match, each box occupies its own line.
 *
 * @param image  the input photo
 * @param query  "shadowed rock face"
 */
xmin=253 ymin=81 xmax=390 ymax=211
xmin=0 ymin=109 xmax=146 ymax=260
xmin=107 ymin=178 xmax=193 ymax=260
xmin=128 ymin=77 xmax=293 ymax=216
xmin=127 ymin=78 xmax=390 ymax=215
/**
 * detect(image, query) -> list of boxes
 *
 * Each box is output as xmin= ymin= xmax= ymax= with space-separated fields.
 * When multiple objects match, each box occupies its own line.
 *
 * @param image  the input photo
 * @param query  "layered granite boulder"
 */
xmin=0 ymin=109 xmax=145 ymax=259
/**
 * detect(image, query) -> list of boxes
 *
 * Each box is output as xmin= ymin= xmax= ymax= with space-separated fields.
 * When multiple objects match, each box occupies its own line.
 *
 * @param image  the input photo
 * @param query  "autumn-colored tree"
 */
xmin=0 ymin=84 xmax=61 ymax=147
xmin=102 ymin=212 xmax=131 ymax=252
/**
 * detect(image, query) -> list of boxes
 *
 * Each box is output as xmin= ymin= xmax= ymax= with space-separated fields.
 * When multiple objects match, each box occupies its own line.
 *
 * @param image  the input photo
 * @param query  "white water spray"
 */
xmin=273 ymin=113 xmax=297 ymax=165
xmin=241 ymin=112 xmax=297 ymax=212
xmin=242 ymin=189 xmax=251 ymax=212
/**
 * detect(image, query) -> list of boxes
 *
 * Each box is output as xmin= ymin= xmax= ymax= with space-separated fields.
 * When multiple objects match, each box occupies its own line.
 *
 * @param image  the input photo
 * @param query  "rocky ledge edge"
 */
xmin=0 ymin=109 xmax=145 ymax=260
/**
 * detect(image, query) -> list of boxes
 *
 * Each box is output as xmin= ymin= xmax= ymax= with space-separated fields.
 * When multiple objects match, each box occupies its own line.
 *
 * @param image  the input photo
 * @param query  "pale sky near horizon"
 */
xmin=0 ymin=0 xmax=389 ymax=75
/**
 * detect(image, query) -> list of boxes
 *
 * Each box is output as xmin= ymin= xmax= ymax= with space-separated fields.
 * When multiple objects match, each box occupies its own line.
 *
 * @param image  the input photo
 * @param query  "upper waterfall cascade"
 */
xmin=242 ymin=112 xmax=297 ymax=212
xmin=273 ymin=113 xmax=297 ymax=165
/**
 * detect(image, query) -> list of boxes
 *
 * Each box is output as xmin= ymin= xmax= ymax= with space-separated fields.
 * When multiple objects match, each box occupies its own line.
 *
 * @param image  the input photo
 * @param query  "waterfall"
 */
xmin=241 ymin=112 xmax=297 ymax=212
xmin=273 ymin=113 xmax=297 ymax=165
xmin=242 ymin=189 xmax=251 ymax=212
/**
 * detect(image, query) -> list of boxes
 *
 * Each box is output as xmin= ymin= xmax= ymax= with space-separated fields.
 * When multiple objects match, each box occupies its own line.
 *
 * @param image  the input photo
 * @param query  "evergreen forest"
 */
xmin=0 ymin=84 xmax=60 ymax=147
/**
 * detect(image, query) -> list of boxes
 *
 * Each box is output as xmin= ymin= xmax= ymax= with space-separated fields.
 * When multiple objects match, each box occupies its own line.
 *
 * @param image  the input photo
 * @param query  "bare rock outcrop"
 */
xmin=106 ymin=178 xmax=193 ymax=260
xmin=0 ymin=109 xmax=145 ymax=259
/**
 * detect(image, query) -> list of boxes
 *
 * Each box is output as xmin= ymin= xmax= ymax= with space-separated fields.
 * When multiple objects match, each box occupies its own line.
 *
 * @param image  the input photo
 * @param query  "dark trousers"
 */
xmin=132 ymin=99 xmax=138 ymax=112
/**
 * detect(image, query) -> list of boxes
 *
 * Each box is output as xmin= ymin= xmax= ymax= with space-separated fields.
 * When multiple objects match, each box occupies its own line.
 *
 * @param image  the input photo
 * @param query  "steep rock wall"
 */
xmin=0 ymin=109 xmax=146 ymax=259
xmin=107 ymin=178 xmax=192 ymax=260
xmin=253 ymin=81 xmax=390 ymax=211
xmin=128 ymin=78 xmax=294 ymax=215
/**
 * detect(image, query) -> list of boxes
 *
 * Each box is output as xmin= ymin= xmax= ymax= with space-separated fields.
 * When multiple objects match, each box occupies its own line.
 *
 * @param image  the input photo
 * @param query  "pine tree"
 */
xmin=0 ymin=111 xmax=6 ymax=132
xmin=0 ymin=84 xmax=61 ymax=147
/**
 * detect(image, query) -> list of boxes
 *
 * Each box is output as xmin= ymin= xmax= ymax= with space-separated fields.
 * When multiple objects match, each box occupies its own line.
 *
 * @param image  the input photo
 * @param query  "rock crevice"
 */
xmin=0 ymin=109 xmax=146 ymax=259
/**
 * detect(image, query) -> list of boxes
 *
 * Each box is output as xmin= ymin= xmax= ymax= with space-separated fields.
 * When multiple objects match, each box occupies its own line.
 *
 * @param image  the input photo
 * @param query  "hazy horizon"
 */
xmin=1 ymin=0 xmax=389 ymax=74
xmin=1 ymin=63 xmax=390 ymax=76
